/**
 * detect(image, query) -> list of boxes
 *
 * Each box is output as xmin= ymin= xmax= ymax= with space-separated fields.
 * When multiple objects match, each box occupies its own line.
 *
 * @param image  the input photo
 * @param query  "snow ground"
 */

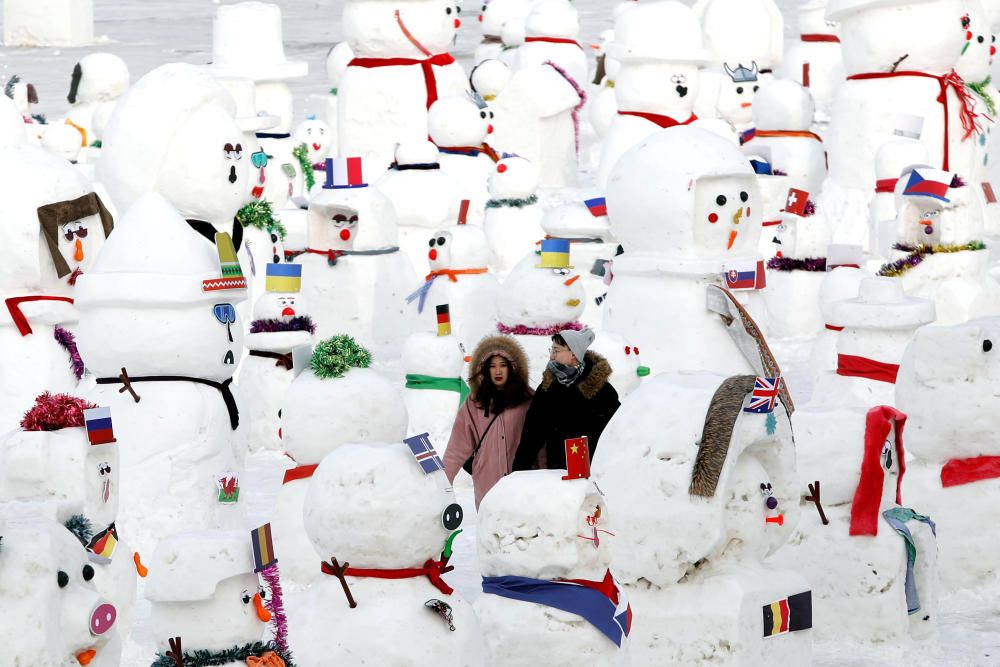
xmin=2 ymin=1 xmax=999 ymax=665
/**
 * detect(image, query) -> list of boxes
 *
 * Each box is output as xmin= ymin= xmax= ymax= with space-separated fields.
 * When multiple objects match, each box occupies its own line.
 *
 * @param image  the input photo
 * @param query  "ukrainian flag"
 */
xmin=265 ymin=263 xmax=302 ymax=293
xmin=536 ymin=238 xmax=573 ymax=269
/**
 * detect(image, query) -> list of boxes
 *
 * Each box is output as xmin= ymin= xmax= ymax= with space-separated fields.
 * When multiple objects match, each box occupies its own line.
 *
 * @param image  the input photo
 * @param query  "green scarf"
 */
xmin=968 ymin=77 xmax=997 ymax=116
xmin=405 ymin=374 xmax=470 ymax=403
xmin=292 ymin=143 xmax=316 ymax=191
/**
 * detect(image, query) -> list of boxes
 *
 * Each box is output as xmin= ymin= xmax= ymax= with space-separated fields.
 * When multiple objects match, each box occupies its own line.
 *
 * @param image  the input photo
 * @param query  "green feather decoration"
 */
xmin=968 ymin=77 xmax=997 ymax=116
xmin=64 ymin=514 xmax=93 ymax=545
xmin=151 ymin=641 xmax=295 ymax=667
xmin=485 ymin=195 xmax=539 ymax=209
xmin=237 ymin=200 xmax=287 ymax=241
xmin=311 ymin=335 xmax=372 ymax=379
xmin=4 ymin=74 xmax=19 ymax=99
xmin=292 ymin=143 xmax=316 ymax=191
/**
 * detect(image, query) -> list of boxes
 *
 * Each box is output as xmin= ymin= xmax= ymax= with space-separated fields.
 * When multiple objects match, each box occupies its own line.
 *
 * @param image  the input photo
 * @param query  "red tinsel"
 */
xmin=20 ymin=392 xmax=97 ymax=431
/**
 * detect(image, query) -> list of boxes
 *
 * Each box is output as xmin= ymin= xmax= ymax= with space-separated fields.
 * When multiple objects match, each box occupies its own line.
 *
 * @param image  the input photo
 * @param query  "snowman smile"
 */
xmin=565 ymin=298 xmax=581 ymax=307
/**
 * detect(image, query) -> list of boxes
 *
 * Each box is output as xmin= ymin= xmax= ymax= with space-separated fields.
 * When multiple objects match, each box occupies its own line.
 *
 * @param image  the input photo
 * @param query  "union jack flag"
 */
xmin=745 ymin=376 xmax=781 ymax=414
xmin=404 ymin=433 xmax=444 ymax=475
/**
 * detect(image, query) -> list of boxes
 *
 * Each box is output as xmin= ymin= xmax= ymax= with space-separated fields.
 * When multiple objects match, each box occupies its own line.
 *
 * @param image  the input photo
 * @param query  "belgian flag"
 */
xmin=762 ymin=591 xmax=812 ymax=638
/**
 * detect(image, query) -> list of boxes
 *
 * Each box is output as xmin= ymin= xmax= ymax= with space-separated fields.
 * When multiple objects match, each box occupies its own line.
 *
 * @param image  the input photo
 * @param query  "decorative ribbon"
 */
xmin=524 ymin=36 xmax=584 ymax=50
xmin=496 ymin=320 xmax=585 ymax=336
xmin=486 ymin=195 xmax=539 ymax=209
xmin=744 ymin=129 xmax=823 ymax=142
xmin=95 ymin=374 xmax=239 ymax=429
xmin=875 ymin=178 xmax=898 ymax=194
xmin=348 ymin=53 xmax=456 ymax=110
xmin=405 ymin=374 xmax=470 ymax=403
xmin=282 ymin=463 xmax=319 ymax=485
xmin=437 ymin=143 xmax=501 ymax=163
xmin=617 ymin=110 xmax=698 ymax=129
xmin=322 ymin=557 xmax=455 ymax=595
xmin=255 ymin=132 xmax=291 ymax=139
xmin=406 ymin=268 xmax=489 ymax=313
xmin=391 ymin=162 xmax=440 ymax=170
xmin=249 ymin=349 xmax=293 ymax=370
xmin=5 ymin=295 xmax=75 ymax=336
xmin=940 ymin=455 xmax=1000 ymax=487
xmin=825 ymin=324 xmax=844 ymax=332
xmin=836 ymin=353 xmax=899 ymax=384
xmin=65 ymin=118 xmax=88 ymax=147
xmin=846 ymin=69 xmax=980 ymax=171
xmin=762 ymin=219 xmax=783 ymax=227
xmin=287 ymin=246 xmax=401 ymax=266
xmin=800 ymin=34 xmax=840 ymax=43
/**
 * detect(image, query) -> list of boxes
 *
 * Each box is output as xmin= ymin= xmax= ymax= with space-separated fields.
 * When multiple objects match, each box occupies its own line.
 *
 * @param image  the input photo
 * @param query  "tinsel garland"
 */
xmin=772 ymin=168 xmax=788 ymax=176
xmin=485 ymin=195 xmax=539 ymax=209
xmin=496 ymin=320 xmax=585 ymax=336
xmin=64 ymin=514 xmax=93 ymax=544
xmin=3 ymin=74 xmax=18 ymax=98
xmin=877 ymin=241 xmax=987 ymax=277
xmin=20 ymin=392 xmax=96 ymax=431
xmin=152 ymin=641 xmax=295 ymax=667
xmin=238 ymin=200 xmax=287 ymax=241
xmin=250 ymin=316 xmax=316 ymax=335
xmin=544 ymin=60 xmax=587 ymax=155
xmin=968 ymin=77 xmax=997 ymax=117
xmin=292 ymin=143 xmax=316 ymax=191
xmin=766 ymin=256 xmax=827 ymax=272
xmin=54 ymin=326 xmax=85 ymax=380
xmin=90 ymin=140 xmax=102 ymax=149
xmin=311 ymin=334 xmax=372 ymax=379
xmin=260 ymin=563 xmax=289 ymax=654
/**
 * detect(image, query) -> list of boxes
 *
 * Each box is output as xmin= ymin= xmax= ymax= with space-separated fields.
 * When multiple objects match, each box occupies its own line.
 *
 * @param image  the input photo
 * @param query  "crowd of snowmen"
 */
xmin=4 ymin=0 xmax=1000 ymax=664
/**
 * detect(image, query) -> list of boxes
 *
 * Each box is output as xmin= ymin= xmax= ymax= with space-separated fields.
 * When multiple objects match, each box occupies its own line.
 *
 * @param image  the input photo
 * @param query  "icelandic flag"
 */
xmin=745 ymin=376 xmax=781 ymax=414
xmin=902 ymin=168 xmax=952 ymax=202
xmin=324 ymin=157 xmax=366 ymax=189
xmin=584 ymin=197 xmax=608 ymax=217
xmin=265 ymin=263 xmax=302 ymax=293
xmin=83 ymin=406 xmax=115 ymax=445
xmin=482 ymin=570 xmax=632 ymax=647
xmin=404 ymin=433 xmax=444 ymax=474
xmin=724 ymin=260 xmax=766 ymax=291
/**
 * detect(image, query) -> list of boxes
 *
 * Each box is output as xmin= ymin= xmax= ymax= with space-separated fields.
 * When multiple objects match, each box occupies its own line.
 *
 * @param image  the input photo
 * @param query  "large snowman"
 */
xmin=693 ymin=0 xmax=784 ymax=75
xmin=289 ymin=442 xmax=484 ymax=665
xmin=513 ymin=0 xmax=588 ymax=86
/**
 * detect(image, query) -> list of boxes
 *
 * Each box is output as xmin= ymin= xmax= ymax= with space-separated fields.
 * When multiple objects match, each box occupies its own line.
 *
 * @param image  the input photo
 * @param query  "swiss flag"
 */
xmin=562 ymin=436 xmax=591 ymax=480
xmin=784 ymin=188 xmax=809 ymax=217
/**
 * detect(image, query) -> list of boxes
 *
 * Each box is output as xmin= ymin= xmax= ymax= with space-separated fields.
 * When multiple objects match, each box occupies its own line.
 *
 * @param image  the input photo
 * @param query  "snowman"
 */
xmin=589 ymin=331 xmax=650 ymax=398
xmin=514 ymin=0 xmax=588 ymax=86
xmin=402 ymin=318 xmax=470 ymax=449
xmin=324 ymin=41 xmax=355 ymax=160
xmin=589 ymin=28 xmax=621 ymax=143
xmin=484 ymin=156 xmax=543 ymax=273
xmin=295 ymin=157 xmax=417 ymax=351
xmin=495 ymin=242 xmax=586 ymax=386
xmin=0 ymin=511 xmax=121 ymax=667
xmin=292 ymin=117 xmax=333 ymax=188
xmin=147 ymin=529 xmax=292 ymax=666
xmin=742 ymin=80 xmax=827 ymax=195
xmin=693 ymin=0 xmax=784 ymax=76
xmin=475 ymin=0 xmax=533 ymax=65
xmin=777 ymin=0 xmax=846 ymax=123
xmin=289 ymin=442 xmax=483 ymax=665
xmin=476 ymin=471 xmax=631 ymax=666
xmin=407 ymin=219 xmax=501 ymax=351
xmin=807 ymin=265 xmax=865 ymax=382
xmin=273 ymin=336 xmax=407 ymax=586
xmin=592 ymin=373 xmax=810 ymax=664
xmin=74 ymin=193 xmax=246 ymax=556
xmin=238 ymin=264 xmax=316 ymax=454
xmin=6 ymin=75 xmax=45 ymax=139
xmin=868 ymin=139 xmax=931 ymax=261
xmin=429 ymin=94 xmax=502 ymax=226
xmin=470 ymin=57 xmax=513 ymax=104
xmin=602 ymin=126 xmax=771 ymax=377
xmin=338 ymin=0 xmax=469 ymax=171
xmin=597 ymin=1 xmax=709 ymax=189
xmin=695 ymin=61 xmax=761 ymax=142
xmin=63 ymin=53 xmax=130 ymax=158
xmin=771 ymin=406 xmax=938 ymax=650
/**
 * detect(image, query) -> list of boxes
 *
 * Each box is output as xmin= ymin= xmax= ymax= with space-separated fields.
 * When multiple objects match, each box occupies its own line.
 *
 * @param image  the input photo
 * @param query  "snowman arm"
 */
xmin=442 ymin=399 xmax=477 ymax=483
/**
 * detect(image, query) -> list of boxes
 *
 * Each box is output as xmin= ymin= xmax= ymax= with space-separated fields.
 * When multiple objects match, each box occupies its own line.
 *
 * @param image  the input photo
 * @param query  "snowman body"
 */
xmin=484 ymin=156 xmax=544 ymax=273
xmin=807 ymin=266 xmax=864 ymax=382
xmin=764 ymin=205 xmax=831 ymax=339
xmin=402 ymin=332 xmax=467 ymax=449
xmin=514 ymin=1 xmax=588 ymax=86
xmin=778 ymin=3 xmax=845 ymax=122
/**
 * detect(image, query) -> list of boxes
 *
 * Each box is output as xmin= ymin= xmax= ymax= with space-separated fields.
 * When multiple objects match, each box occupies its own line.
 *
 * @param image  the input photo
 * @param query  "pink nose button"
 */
xmin=90 ymin=602 xmax=116 ymax=636
xmin=281 ymin=307 xmax=296 ymax=318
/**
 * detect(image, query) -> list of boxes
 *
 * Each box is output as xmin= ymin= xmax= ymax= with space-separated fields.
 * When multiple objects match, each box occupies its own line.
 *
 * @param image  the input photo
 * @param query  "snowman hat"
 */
xmin=217 ymin=77 xmax=280 ymax=133
xmin=830 ymin=277 xmax=936 ymax=329
xmin=145 ymin=529 xmax=256 ymax=602
xmin=536 ymin=238 xmax=574 ymax=269
xmin=826 ymin=0 xmax=937 ymax=21
xmin=607 ymin=1 xmax=711 ymax=64
xmin=210 ymin=2 xmax=308 ymax=82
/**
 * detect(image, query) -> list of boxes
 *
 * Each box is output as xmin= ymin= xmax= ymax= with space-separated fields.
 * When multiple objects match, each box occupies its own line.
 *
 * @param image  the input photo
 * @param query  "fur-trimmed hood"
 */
xmin=468 ymin=334 xmax=531 ymax=395
xmin=540 ymin=350 xmax=612 ymax=399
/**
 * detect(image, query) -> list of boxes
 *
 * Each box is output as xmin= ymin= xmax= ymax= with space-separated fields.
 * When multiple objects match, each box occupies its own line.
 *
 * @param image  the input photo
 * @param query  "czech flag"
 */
xmin=324 ymin=157 xmax=366 ymax=189
xmin=265 ymin=263 xmax=302 ymax=293
xmin=83 ymin=406 xmax=115 ymax=445
xmin=903 ymin=168 xmax=952 ymax=202
xmin=584 ymin=197 xmax=608 ymax=217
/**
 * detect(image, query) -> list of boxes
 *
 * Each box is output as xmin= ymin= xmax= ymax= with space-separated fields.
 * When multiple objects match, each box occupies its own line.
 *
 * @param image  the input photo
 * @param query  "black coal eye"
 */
xmin=259 ymin=586 xmax=268 ymax=600
xmin=979 ymin=35 xmax=985 ymax=43
xmin=740 ymin=191 xmax=748 ymax=202
xmin=270 ymin=233 xmax=278 ymax=243
xmin=446 ymin=6 xmax=452 ymax=13
xmin=58 ymin=571 xmax=69 ymax=588
xmin=242 ymin=592 xmax=252 ymax=604
xmin=489 ymin=111 xmax=494 ymax=119
xmin=993 ymin=35 xmax=996 ymax=43
xmin=753 ymin=85 xmax=759 ymax=92
xmin=273 ymin=255 xmax=280 ymax=263
xmin=480 ymin=111 xmax=487 ymax=119
xmin=456 ymin=5 xmax=461 ymax=13
xmin=736 ymin=86 xmax=744 ymax=94
xmin=429 ymin=238 xmax=436 ymax=247
xmin=82 ymin=565 xmax=94 ymax=581
xmin=437 ymin=236 xmax=447 ymax=245
xmin=716 ymin=195 xmax=727 ymax=206
xmin=984 ymin=339 xmax=993 ymax=352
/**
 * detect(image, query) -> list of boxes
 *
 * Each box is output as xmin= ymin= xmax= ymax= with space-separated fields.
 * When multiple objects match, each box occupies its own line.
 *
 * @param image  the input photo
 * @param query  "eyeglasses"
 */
xmin=63 ymin=227 xmax=88 ymax=241
xmin=549 ymin=346 xmax=570 ymax=355
xmin=251 ymin=149 xmax=270 ymax=169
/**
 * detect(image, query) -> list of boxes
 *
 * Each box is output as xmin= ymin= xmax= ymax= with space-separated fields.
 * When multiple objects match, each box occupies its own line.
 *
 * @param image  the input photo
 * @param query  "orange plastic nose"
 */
xmin=254 ymin=593 xmax=272 ymax=622
xmin=740 ymin=102 xmax=752 ymax=108
xmin=133 ymin=552 xmax=148 ymax=578
xmin=765 ymin=514 xmax=785 ymax=526
xmin=564 ymin=274 xmax=580 ymax=286
xmin=74 ymin=238 xmax=84 ymax=262
xmin=77 ymin=649 xmax=97 ymax=665
xmin=727 ymin=230 xmax=738 ymax=250
xmin=463 ymin=355 xmax=472 ymax=363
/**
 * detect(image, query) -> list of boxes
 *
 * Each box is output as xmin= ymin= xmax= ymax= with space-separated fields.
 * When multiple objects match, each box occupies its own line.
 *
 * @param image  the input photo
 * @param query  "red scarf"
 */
xmin=836 ymin=353 xmax=900 ymax=384
xmin=524 ymin=36 xmax=583 ymax=50
xmin=846 ymin=69 xmax=980 ymax=171
xmin=348 ymin=53 xmax=456 ymax=110
xmin=304 ymin=247 xmax=346 ymax=264
xmin=321 ymin=557 xmax=454 ymax=595
xmin=437 ymin=143 xmax=501 ymax=163
xmin=800 ymin=34 xmax=840 ymax=43
xmin=940 ymin=455 xmax=1000 ymax=487
xmin=282 ymin=463 xmax=319 ymax=485
xmin=875 ymin=178 xmax=898 ymax=194
xmin=6 ymin=295 xmax=75 ymax=336
xmin=850 ymin=406 xmax=907 ymax=536
xmin=617 ymin=111 xmax=698 ymax=129
xmin=746 ymin=129 xmax=823 ymax=142
xmin=425 ymin=267 xmax=488 ymax=283
xmin=825 ymin=324 xmax=845 ymax=332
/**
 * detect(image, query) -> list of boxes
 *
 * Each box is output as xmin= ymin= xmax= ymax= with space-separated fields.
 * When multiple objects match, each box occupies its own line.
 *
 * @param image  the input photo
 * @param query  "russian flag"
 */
xmin=83 ymin=406 xmax=115 ymax=445
xmin=903 ymin=168 xmax=952 ymax=202
xmin=584 ymin=197 xmax=608 ymax=217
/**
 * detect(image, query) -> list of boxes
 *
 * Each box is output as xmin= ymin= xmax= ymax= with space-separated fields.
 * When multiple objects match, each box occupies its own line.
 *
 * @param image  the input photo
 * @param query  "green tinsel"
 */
xmin=329 ymin=87 xmax=338 ymax=96
xmin=31 ymin=113 xmax=47 ymax=124
xmin=64 ymin=514 xmax=93 ymax=545
xmin=237 ymin=200 xmax=287 ymax=241
xmin=968 ymin=77 xmax=997 ymax=117
xmin=151 ymin=641 xmax=295 ymax=667
xmin=311 ymin=334 xmax=372 ymax=379
xmin=90 ymin=140 xmax=102 ymax=149
xmin=4 ymin=74 xmax=19 ymax=99
xmin=485 ymin=195 xmax=539 ymax=209
xmin=877 ymin=240 xmax=987 ymax=277
xmin=292 ymin=143 xmax=316 ymax=191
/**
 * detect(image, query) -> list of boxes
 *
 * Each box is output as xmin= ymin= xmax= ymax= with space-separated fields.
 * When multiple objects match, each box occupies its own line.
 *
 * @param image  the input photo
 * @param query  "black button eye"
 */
xmin=716 ymin=195 xmax=727 ymax=206
xmin=979 ymin=35 xmax=985 ymax=43
xmin=270 ymin=234 xmax=278 ymax=243
xmin=273 ymin=255 xmax=280 ymax=263
xmin=489 ymin=111 xmax=494 ymax=118
xmin=984 ymin=339 xmax=993 ymax=352
xmin=446 ymin=6 xmax=452 ymax=13
xmin=753 ymin=85 xmax=759 ymax=92
xmin=82 ymin=565 xmax=94 ymax=581
xmin=480 ymin=111 xmax=487 ymax=119
xmin=437 ymin=236 xmax=447 ymax=245
xmin=58 ymin=571 xmax=69 ymax=588
xmin=736 ymin=86 xmax=744 ymax=94
xmin=456 ymin=6 xmax=461 ymax=13
xmin=740 ymin=191 xmax=748 ymax=202
xmin=429 ymin=238 xmax=436 ymax=247
xmin=242 ymin=592 xmax=252 ymax=604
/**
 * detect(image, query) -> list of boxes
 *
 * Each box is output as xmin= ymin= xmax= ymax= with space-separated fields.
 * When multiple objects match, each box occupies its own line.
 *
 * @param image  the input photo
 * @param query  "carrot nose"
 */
xmin=74 ymin=238 xmax=84 ymax=262
xmin=727 ymin=229 xmax=738 ymax=250
xmin=564 ymin=274 xmax=580 ymax=286
xmin=253 ymin=592 xmax=271 ymax=622
xmin=133 ymin=551 xmax=148 ymax=578
xmin=740 ymin=102 xmax=753 ymax=108
xmin=765 ymin=514 xmax=784 ymax=526
xmin=77 ymin=649 xmax=97 ymax=665
xmin=463 ymin=355 xmax=472 ymax=363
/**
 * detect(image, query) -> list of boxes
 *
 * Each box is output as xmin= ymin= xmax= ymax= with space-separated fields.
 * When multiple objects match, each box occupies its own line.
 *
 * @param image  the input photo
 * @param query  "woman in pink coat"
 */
xmin=444 ymin=334 xmax=533 ymax=508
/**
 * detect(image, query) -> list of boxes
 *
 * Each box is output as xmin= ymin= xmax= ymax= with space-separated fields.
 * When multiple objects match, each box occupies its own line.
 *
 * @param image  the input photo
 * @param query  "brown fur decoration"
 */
xmin=689 ymin=375 xmax=757 ymax=498
xmin=37 ymin=192 xmax=115 ymax=278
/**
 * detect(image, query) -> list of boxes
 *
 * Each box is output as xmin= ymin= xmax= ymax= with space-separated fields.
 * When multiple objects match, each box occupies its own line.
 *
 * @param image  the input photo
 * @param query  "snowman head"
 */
xmin=402 ymin=330 xmax=465 ymax=376
xmin=147 ymin=530 xmax=271 ymax=653
xmin=480 ymin=0 xmax=533 ymax=37
xmin=752 ymin=79 xmax=814 ymax=131
xmin=714 ymin=62 xmax=760 ymax=127
xmin=470 ymin=59 xmax=512 ymax=101
xmin=496 ymin=252 xmax=585 ymax=327
xmin=956 ymin=5 xmax=996 ymax=83
xmin=33 ymin=181 xmax=115 ymax=290
xmin=293 ymin=118 xmax=332 ymax=164
xmin=524 ymin=0 xmax=579 ymax=39
xmin=427 ymin=224 xmax=490 ymax=270
xmin=253 ymin=290 xmax=308 ymax=322
xmin=304 ymin=443 xmax=458 ymax=568
xmin=615 ymin=62 xmax=701 ymax=118
xmin=68 ymin=53 xmax=130 ymax=107
xmin=894 ymin=167 xmax=981 ymax=245
xmin=428 ymin=95 xmax=493 ymax=147
xmin=588 ymin=332 xmax=649 ymax=397
xmin=799 ymin=1 xmax=839 ymax=35
xmin=488 ymin=157 xmax=539 ymax=199
xmin=344 ymin=0 xmax=461 ymax=58
xmin=41 ymin=123 xmax=84 ymax=162
xmin=849 ymin=406 xmax=907 ymax=536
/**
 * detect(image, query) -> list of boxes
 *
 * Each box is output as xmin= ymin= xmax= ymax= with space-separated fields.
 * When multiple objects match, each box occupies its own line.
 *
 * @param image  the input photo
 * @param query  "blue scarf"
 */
xmin=882 ymin=507 xmax=937 ymax=614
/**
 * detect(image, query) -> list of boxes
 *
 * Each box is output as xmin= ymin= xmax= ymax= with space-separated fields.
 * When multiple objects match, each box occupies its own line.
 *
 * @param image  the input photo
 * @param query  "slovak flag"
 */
xmin=585 ymin=197 xmax=608 ymax=217
xmin=724 ymin=260 xmax=766 ymax=291
xmin=903 ymin=168 xmax=952 ymax=202
xmin=783 ymin=188 xmax=809 ymax=217
xmin=745 ymin=376 xmax=782 ymax=414
xmin=324 ymin=157 xmax=366 ymax=189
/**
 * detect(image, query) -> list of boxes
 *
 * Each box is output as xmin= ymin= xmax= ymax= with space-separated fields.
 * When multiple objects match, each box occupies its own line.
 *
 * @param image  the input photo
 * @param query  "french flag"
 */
xmin=903 ymin=168 xmax=952 ymax=202
xmin=324 ymin=157 xmax=366 ymax=189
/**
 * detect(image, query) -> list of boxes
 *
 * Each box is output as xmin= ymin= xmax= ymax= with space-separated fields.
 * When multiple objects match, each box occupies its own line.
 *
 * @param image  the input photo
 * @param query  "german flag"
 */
xmin=762 ymin=590 xmax=812 ymax=638
xmin=251 ymin=523 xmax=277 ymax=572
xmin=86 ymin=523 xmax=119 ymax=563
xmin=436 ymin=304 xmax=452 ymax=336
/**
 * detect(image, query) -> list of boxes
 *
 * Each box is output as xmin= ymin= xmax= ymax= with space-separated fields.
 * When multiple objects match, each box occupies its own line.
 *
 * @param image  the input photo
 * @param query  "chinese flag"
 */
xmin=562 ymin=436 xmax=591 ymax=480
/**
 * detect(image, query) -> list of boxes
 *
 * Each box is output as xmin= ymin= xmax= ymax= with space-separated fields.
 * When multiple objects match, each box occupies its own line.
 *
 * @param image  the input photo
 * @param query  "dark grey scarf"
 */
xmin=548 ymin=360 xmax=585 ymax=386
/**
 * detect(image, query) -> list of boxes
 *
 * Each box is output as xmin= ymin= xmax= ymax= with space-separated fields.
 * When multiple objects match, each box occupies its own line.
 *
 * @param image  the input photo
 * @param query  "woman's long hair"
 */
xmin=473 ymin=354 xmax=532 ymax=417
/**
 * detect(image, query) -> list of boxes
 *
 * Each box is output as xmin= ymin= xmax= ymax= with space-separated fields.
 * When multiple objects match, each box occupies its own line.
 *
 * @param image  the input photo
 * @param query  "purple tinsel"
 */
xmin=250 ymin=316 xmax=317 ymax=335
xmin=766 ymin=256 xmax=827 ymax=272
xmin=260 ymin=563 xmax=289 ymax=655
xmin=804 ymin=199 xmax=817 ymax=216
xmin=544 ymin=60 xmax=587 ymax=155
xmin=951 ymin=174 xmax=966 ymax=188
xmin=772 ymin=168 xmax=788 ymax=176
xmin=53 ymin=327 xmax=84 ymax=380
xmin=496 ymin=320 xmax=585 ymax=336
